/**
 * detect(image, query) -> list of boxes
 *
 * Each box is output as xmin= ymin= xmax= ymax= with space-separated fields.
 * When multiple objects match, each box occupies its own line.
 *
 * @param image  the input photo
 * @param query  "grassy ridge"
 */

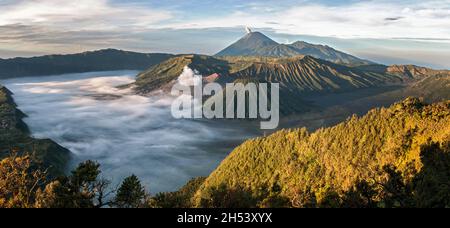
xmin=135 ymin=55 xmax=230 ymax=93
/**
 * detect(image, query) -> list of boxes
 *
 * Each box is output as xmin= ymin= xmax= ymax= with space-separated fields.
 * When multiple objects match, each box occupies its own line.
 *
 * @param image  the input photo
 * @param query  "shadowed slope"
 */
xmin=0 ymin=85 xmax=70 ymax=175
xmin=0 ymin=49 xmax=173 ymax=79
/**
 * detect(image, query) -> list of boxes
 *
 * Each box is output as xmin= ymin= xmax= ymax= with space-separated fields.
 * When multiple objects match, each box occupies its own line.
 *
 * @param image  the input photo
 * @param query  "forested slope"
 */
xmin=0 ymin=85 xmax=70 ymax=175
xmin=194 ymin=98 xmax=450 ymax=207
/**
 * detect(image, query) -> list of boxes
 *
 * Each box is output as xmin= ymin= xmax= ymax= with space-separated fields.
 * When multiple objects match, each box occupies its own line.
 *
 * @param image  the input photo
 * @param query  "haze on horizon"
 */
xmin=0 ymin=0 xmax=449 ymax=69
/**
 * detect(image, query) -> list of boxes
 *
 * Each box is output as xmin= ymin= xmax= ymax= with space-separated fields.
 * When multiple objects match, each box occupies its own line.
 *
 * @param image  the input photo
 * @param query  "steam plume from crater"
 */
xmin=245 ymin=26 xmax=252 ymax=34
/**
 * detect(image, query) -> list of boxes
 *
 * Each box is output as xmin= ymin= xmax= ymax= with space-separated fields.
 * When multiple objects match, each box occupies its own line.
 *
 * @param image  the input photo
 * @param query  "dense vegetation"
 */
xmin=0 ymin=156 xmax=150 ymax=208
xmin=0 ymin=153 xmax=207 ymax=208
xmin=194 ymin=98 xmax=450 ymax=207
xmin=0 ymin=85 xmax=70 ymax=175
xmin=0 ymin=49 xmax=173 ymax=78
xmin=0 ymin=98 xmax=448 ymax=208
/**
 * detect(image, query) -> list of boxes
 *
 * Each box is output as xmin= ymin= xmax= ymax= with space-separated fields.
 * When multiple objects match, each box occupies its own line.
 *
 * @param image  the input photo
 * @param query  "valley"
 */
xmin=0 ymin=30 xmax=448 ymax=208
xmin=0 ymin=71 xmax=260 ymax=193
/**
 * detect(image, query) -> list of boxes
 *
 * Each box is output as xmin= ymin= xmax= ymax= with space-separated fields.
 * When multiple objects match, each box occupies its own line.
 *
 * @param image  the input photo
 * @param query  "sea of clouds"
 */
xmin=1 ymin=71 xmax=258 ymax=193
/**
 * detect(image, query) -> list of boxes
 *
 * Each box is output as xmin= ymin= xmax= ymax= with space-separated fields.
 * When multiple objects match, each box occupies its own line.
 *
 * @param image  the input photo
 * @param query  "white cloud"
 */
xmin=0 ymin=0 xmax=172 ymax=30
xmin=177 ymin=66 xmax=202 ymax=87
xmin=1 ymin=0 xmax=449 ymax=42
xmin=0 ymin=0 xmax=449 ymax=68
xmin=1 ymin=0 xmax=449 ymax=41
xmin=162 ymin=0 xmax=450 ymax=42
xmin=2 ymin=72 xmax=256 ymax=192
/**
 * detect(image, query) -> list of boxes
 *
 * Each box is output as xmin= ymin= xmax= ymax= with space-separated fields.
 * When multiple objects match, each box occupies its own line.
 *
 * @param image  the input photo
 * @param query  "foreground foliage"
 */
xmin=0 ymin=155 xmax=47 ymax=208
xmin=0 ymin=156 xmax=152 ymax=208
xmin=195 ymin=98 xmax=450 ymax=208
xmin=0 ymin=98 xmax=448 ymax=208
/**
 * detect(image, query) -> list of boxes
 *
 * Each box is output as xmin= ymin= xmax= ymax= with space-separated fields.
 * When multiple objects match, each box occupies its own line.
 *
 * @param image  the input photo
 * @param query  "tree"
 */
xmin=199 ymin=184 xmax=256 ymax=208
xmin=114 ymin=175 xmax=146 ymax=208
xmin=342 ymin=180 xmax=378 ymax=208
xmin=412 ymin=141 xmax=450 ymax=207
xmin=292 ymin=187 xmax=317 ymax=208
xmin=0 ymin=154 xmax=47 ymax=208
xmin=152 ymin=177 xmax=206 ymax=208
xmin=44 ymin=160 xmax=113 ymax=208
xmin=378 ymin=165 xmax=413 ymax=208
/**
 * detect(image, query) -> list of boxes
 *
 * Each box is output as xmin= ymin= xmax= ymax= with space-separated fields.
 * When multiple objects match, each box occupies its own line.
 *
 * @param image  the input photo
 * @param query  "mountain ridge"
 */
xmin=135 ymin=54 xmax=231 ymax=94
xmin=215 ymin=31 xmax=372 ymax=66
xmin=386 ymin=64 xmax=448 ymax=79
xmin=230 ymin=55 xmax=400 ymax=92
xmin=0 ymin=49 xmax=174 ymax=79
xmin=134 ymin=54 xmax=404 ymax=95
xmin=135 ymin=54 xmax=408 ymax=115
xmin=0 ymin=85 xmax=70 ymax=175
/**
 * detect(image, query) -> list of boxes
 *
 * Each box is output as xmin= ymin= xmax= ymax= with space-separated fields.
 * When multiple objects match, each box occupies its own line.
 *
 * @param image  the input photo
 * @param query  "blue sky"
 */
xmin=0 ymin=0 xmax=449 ymax=68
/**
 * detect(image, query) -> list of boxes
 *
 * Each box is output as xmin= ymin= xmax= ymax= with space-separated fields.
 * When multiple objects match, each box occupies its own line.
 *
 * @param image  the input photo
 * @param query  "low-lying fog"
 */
xmin=1 ymin=71 xmax=260 ymax=193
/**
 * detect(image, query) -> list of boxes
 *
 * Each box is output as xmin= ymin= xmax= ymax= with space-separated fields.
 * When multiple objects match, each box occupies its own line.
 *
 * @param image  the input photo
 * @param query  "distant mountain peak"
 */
xmin=238 ymin=31 xmax=278 ymax=46
xmin=215 ymin=31 xmax=372 ymax=66
xmin=215 ymin=31 xmax=279 ymax=57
